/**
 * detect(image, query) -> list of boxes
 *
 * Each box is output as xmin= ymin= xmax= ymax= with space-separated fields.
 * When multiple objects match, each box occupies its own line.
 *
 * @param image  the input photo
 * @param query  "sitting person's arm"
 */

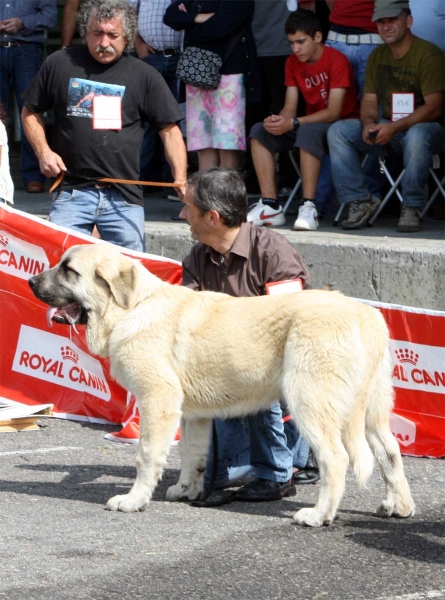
xmin=263 ymin=87 xmax=299 ymax=136
xmin=264 ymin=86 xmax=348 ymax=135
xmin=366 ymin=92 xmax=444 ymax=146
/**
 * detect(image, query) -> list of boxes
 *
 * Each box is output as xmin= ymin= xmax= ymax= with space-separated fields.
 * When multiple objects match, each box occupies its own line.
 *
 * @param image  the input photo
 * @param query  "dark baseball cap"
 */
xmin=372 ymin=0 xmax=410 ymax=22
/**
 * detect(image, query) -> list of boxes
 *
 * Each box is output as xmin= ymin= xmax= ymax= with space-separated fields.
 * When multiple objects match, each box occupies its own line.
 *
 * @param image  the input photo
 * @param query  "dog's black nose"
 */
xmin=28 ymin=277 xmax=38 ymax=289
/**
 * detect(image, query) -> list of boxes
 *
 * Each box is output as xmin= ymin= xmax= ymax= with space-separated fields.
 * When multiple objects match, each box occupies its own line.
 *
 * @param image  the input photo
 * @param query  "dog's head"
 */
xmin=29 ymin=244 xmax=140 ymax=327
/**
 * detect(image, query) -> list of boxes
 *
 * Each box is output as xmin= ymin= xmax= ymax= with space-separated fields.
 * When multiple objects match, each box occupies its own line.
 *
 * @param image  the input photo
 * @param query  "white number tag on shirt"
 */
xmin=392 ymin=93 xmax=414 ymax=122
xmin=265 ymin=278 xmax=303 ymax=295
xmin=93 ymin=96 xmax=122 ymax=130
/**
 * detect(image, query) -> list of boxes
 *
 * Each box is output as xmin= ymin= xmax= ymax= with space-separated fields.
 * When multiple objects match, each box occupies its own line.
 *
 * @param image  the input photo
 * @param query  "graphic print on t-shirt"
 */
xmin=67 ymin=78 xmax=126 ymax=118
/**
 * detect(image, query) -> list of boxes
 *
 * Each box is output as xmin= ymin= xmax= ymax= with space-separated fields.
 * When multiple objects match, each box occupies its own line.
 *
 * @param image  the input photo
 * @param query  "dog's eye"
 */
xmin=61 ymin=261 xmax=80 ymax=277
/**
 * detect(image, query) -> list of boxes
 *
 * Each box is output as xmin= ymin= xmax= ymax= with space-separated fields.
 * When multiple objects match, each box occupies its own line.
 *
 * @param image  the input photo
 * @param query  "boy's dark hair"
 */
xmin=187 ymin=168 xmax=247 ymax=228
xmin=285 ymin=9 xmax=322 ymax=38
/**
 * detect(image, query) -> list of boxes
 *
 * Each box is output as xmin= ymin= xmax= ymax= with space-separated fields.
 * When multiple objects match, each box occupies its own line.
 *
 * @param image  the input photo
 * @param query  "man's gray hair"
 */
xmin=187 ymin=169 xmax=248 ymax=228
xmin=78 ymin=0 xmax=138 ymax=50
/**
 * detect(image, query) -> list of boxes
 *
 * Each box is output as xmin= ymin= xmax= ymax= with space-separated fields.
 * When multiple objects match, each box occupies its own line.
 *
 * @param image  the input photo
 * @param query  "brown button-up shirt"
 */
xmin=182 ymin=221 xmax=311 ymax=296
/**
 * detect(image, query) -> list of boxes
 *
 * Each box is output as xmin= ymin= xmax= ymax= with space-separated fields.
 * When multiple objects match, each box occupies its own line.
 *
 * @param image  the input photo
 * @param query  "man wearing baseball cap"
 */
xmin=327 ymin=0 xmax=444 ymax=233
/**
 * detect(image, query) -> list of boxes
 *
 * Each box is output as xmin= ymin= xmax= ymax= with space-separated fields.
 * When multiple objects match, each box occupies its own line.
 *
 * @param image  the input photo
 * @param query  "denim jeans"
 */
xmin=327 ymin=119 xmax=445 ymax=207
xmin=140 ymin=53 xmax=180 ymax=181
xmin=49 ymin=186 xmax=146 ymax=251
xmin=0 ymin=44 xmax=44 ymax=185
xmin=325 ymin=39 xmax=379 ymax=99
xmin=204 ymin=401 xmax=310 ymax=487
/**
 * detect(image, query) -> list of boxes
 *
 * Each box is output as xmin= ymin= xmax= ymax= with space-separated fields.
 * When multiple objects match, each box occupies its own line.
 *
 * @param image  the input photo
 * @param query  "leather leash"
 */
xmin=49 ymin=171 xmax=186 ymax=194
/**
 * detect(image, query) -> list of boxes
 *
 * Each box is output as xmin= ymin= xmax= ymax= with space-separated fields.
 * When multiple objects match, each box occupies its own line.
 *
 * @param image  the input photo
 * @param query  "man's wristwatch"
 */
xmin=292 ymin=118 xmax=300 ymax=131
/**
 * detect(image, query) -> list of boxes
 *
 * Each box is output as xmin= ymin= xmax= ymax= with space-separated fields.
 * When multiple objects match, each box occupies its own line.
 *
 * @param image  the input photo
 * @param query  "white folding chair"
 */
xmin=369 ymin=153 xmax=445 ymax=225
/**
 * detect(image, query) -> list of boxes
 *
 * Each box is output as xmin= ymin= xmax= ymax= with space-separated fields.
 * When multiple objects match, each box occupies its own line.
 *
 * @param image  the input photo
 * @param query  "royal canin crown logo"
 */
xmin=61 ymin=346 xmax=79 ymax=363
xmin=394 ymin=349 xmax=419 ymax=365
xmin=0 ymin=235 xmax=8 ymax=247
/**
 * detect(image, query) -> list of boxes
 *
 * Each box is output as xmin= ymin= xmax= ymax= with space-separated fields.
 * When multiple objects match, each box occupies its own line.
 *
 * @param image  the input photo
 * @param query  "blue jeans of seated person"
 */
xmin=49 ymin=187 xmax=146 ymax=252
xmin=140 ymin=52 xmax=180 ymax=182
xmin=327 ymin=119 xmax=445 ymax=208
xmin=0 ymin=44 xmax=45 ymax=185
xmin=204 ymin=401 xmax=310 ymax=488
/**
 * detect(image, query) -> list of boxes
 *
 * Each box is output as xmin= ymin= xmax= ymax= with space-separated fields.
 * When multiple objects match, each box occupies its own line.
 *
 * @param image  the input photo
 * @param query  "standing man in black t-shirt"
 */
xmin=21 ymin=0 xmax=187 ymax=252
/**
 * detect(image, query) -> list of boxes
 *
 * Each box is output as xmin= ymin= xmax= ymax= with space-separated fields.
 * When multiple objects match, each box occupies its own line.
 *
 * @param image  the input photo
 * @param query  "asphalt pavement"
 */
xmin=0 ymin=418 xmax=444 ymax=600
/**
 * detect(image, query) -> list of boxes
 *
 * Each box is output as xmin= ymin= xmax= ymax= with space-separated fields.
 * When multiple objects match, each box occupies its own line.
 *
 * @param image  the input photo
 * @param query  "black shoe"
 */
xmin=293 ymin=449 xmax=320 ymax=485
xmin=234 ymin=478 xmax=296 ymax=502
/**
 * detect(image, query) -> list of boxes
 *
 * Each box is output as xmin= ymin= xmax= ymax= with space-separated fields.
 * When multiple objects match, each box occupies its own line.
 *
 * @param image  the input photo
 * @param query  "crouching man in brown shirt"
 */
xmin=179 ymin=168 xmax=319 ymax=502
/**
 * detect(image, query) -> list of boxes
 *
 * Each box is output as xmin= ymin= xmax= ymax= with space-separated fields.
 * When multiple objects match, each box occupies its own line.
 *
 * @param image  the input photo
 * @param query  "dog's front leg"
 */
xmin=107 ymin=395 xmax=181 ymax=513
xmin=166 ymin=417 xmax=212 ymax=502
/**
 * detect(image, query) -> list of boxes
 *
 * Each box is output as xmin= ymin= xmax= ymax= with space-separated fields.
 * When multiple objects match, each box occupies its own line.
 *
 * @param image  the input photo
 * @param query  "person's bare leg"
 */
xmin=198 ymin=148 xmax=220 ymax=170
xmin=250 ymin=138 xmax=277 ymax=199
xmin=299 ymin=149 xmax=321 ymax=200
xmin=219 ymin=149 xmax=239 ymax=170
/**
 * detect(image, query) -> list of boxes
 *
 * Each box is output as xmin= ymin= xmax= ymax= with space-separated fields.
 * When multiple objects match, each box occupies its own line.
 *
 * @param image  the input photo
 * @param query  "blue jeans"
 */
xmin=325 ymin=39 xmax=379 ymax=99
xmin=0 ymin=43 xmax=44 ymax=185
xmin=140 ymin=53 xmax=180 ymax=182
xmin=327 ymin=119 xmax=445 ymax=208
xmin=49 ymin=187 xmax=146 ymax=251
xmin=204 ymin=401 xmax=310 ymax=487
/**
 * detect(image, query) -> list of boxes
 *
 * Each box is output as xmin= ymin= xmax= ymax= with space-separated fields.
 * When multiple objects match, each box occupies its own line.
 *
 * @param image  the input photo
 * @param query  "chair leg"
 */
xmin=333 ymin=204 xmax=344 ymax=226
xmin=368 ymin=162 xmax=405 ymax=226
xmin=282 ymin=150 xmax=302 ymax=216
xmin=420 ymin=170 xmax=445 ymax=220
xmin=282 ymin=180 xmax=302 ymax=215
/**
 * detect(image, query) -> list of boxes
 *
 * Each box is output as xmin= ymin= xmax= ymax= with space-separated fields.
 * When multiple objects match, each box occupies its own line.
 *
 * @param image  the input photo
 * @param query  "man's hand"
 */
xmin=264 ymin=114 xmax=294 ymax=136
xmin=134 ymin=36 xmax=155 ymax=60
xmin=38 ymin=150 xmax=67 ymax=178
xmin=176 ymin=185 xmax=186 ymax=200
xmin=363 ymin=122 xmax=396 ymax=146
xmin=0 ymin=18 xmax=24 ymax=34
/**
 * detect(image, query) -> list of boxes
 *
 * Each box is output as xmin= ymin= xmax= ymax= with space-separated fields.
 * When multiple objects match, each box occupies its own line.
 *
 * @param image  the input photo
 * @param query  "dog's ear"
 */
xmin=95 ymin=258 xmax=137 ymax=309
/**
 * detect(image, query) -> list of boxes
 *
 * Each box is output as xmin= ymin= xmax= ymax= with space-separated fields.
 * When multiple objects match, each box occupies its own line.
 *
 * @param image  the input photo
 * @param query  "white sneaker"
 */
xmin=293 ymin=201 xmax=319 ymax=231
xmin=247 ymin=199 xmax=286 ymax=227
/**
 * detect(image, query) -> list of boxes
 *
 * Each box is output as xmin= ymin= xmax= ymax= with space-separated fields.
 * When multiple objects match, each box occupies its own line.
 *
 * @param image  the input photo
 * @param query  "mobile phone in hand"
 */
xmin=368 ymin=130 xmax=378 ymax=141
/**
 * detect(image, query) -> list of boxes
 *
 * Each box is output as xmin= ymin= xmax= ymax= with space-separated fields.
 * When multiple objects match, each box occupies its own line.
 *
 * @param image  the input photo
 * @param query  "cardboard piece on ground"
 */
xmin=0 ymin=401 xmax=54 ymax=433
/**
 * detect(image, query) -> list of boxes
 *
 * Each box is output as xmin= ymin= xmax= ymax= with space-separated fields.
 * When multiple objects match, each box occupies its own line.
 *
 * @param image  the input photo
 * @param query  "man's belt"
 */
xmin=151 ymin=48 xmax=180 ymax=56
xmin=0 ymin=40 xmax=32 ymax=48
xmin=49 ymin=172 xmax=185 ymax=194
xmin=327 ymin=31 xmax=384 ymax=45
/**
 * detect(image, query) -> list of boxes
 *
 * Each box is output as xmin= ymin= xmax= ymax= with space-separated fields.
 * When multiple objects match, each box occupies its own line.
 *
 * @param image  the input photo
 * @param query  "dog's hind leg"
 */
xmin=285 ymin=380 xmax=350 ymax=527
xmin=365 ymin=352 xmax=415 ymax=519
xmin=107 ymin=380 xmax=182 ymax=512
xmin=166 ymin=417 xmax=212 ymax=502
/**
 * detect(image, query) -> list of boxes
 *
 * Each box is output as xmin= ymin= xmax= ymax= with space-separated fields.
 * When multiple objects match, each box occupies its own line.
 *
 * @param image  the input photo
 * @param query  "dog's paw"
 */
xmin=166 ymin=482 xmax=201 ymax=502
xmin=106 ymin=493 xmax=149 ymax=512
xmin=376 ymin=499 xmax=415 ymax=519
xmin=293 ymin=507 xmax=330 ymax=527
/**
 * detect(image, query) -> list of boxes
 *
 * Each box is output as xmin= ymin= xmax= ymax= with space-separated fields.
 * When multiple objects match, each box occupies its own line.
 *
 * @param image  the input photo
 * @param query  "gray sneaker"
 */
xmin=341 ymin=196 xmax=380 ymax=230
xmin=397 ymin=205 xmax=421 ymax=233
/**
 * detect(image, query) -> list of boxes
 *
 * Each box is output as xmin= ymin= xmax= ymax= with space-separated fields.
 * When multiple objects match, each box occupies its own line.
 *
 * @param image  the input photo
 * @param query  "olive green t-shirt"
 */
xmin=364 ymin=35 xmax=445 ymax=121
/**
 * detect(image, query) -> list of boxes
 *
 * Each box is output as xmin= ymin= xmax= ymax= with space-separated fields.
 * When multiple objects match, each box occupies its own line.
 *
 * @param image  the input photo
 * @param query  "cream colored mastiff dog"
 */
xmin=29 ymin=243 xmax=415 ymax=527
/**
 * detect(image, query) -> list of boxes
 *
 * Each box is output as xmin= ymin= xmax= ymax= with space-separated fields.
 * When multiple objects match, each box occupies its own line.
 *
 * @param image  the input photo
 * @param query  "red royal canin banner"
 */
xmin=0 ymin=204 xmax=181 ymax=438
xmin=1 ymin=205 xmax=444 ymax=456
